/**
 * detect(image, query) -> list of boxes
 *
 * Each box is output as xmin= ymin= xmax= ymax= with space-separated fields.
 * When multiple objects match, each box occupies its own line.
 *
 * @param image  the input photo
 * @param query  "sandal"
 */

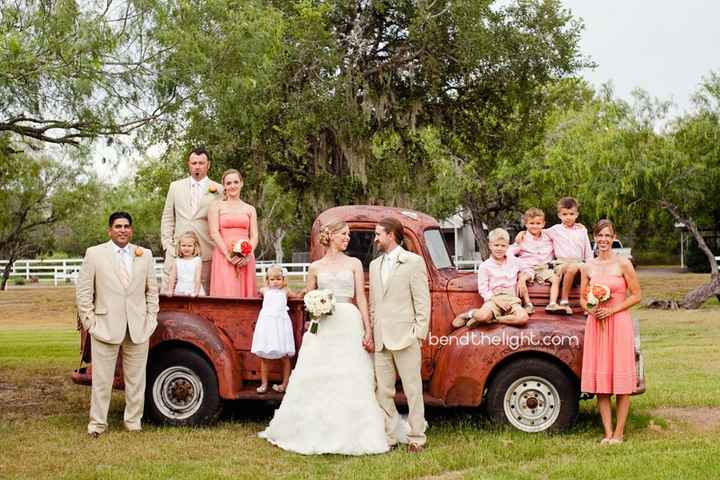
xmin=545 ymin=303 xmax=564 ymax=313
xmin=272 ymin=384 xmax=286 ymax=393
xmin=559 ymin=301 xmax=573 ymax=315
xmin=608 ymin=437 xmax=624 ymax=445
xmin=256 ymin=384 xmax=268 ymax=394
xmin=600 ymin=437 xmax=611 ymax=445
xmin=525 ymin=303 xmax=535 ymax=315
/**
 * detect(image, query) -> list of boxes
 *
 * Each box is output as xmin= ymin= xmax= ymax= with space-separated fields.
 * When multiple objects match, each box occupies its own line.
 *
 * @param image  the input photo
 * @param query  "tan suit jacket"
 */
xmin=369 ymin=248 xmax=431 ymax=351
xmin=76 ymin=241 xmax=160 ymax=344
xmin=160 ymin=177 xmax=223 ymax=260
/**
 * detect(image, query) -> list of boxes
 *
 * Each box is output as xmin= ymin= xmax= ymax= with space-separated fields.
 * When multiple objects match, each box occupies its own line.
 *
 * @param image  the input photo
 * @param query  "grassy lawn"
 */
xmin=1 ymin=270 xmax=719 ymax=479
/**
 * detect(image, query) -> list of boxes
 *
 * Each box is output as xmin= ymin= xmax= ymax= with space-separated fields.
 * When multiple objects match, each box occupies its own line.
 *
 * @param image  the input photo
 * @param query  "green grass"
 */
xmin=1 ymin=279 xmax=720 ymax=479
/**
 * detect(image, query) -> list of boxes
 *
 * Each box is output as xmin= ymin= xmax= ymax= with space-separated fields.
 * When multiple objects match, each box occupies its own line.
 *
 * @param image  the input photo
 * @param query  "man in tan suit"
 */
xmin=76 ymin=212 xmax=159 ymax=437
xmin=370 ymin=217 xmax=431 ymax=452
xmin=160 ymin=147 xmax=222 ymax=293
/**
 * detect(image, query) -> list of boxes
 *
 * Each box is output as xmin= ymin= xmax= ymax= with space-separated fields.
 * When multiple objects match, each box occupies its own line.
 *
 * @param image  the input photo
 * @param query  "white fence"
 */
xmin=1 ymin=257 xmax=479 ymax=287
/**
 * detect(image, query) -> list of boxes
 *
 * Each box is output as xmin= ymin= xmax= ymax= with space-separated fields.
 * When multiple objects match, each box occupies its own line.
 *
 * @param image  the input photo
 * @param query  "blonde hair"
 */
xmin=175 ymin=231 xmax=201 ymax=258
xmin=221 ymin=169 xmax=243 ymax=200
xmin=265 ymin=264 xmax=288 ymax=288
xmin=319 ymin=218 xmax=348 ymax=247
xmin=523 ymin=208 xmax=545 ymax=222
xmin=488 ymin=228 xmax=510 ymax=243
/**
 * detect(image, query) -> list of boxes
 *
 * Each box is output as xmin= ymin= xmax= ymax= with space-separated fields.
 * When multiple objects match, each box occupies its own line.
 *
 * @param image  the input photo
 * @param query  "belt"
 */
xmin=335 ymin=296 xmax=353 ymax=304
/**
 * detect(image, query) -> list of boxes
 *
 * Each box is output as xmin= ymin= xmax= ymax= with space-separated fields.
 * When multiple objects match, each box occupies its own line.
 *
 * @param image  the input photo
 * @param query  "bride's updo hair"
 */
xmin=319 ymin=218 xmax=348 ymax=247
xmin=593 ymin=219 xmax=616 ymax=236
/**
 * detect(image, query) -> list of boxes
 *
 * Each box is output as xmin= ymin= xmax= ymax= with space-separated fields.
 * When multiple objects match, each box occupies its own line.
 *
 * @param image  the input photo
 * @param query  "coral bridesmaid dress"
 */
xmin=209 ymin=210 xmax=257 ymax=298
xmin=581 ymin=274 xmax=637 ymax=394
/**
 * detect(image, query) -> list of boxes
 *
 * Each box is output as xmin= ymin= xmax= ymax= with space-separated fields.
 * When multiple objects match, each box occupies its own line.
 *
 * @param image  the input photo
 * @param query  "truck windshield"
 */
xmin=424 ymin=229 xmax=453 ymax=270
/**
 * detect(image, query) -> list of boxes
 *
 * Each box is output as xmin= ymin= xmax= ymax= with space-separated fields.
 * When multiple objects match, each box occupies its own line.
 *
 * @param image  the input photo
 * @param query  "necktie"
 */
xmin=118 ymin=249 xmax=130 ymax=288
xmin=381 ymin=254 xmax=394 ymax=286
xmin=190 ymin=182 xmax=200 ymax=213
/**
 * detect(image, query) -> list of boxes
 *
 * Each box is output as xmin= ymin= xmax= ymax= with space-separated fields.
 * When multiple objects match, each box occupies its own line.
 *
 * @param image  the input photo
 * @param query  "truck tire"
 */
xmin=145 ymin=348 xmax=223 ymax=426
xmin=486 ymin=358 xmax=578 ymax=433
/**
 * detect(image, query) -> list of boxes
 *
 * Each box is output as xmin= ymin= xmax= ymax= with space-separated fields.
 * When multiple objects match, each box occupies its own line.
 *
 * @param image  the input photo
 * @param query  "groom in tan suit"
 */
xmin=76 ymin=212 xmax=159 ymax=437
xmin=370 ymin=217 xmax=430 ymax=452
xmin=160 ymin=147 xmax=222 ymax=293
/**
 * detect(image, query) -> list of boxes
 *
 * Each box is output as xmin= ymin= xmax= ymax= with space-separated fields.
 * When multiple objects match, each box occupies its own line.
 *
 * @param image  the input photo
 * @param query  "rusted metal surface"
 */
xmin=430 ymin=315 xmax=586 ymax=405
xmin=72 ymin=204 xmax=644 ymax=411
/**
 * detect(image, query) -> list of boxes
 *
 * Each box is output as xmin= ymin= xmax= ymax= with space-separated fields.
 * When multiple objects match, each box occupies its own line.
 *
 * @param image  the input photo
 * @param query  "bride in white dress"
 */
xmin=258 ymin=218 xmax=390 ymax=455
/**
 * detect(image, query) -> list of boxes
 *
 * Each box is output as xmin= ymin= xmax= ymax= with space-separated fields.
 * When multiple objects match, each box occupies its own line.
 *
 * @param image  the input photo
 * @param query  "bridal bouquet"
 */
xmin=585 ymin=283 xmax=611 ymax=309
xmin=304 ymin=289 xmax=336 ymax=334
xmin=232 ymin=240 xmax=252 ymax=258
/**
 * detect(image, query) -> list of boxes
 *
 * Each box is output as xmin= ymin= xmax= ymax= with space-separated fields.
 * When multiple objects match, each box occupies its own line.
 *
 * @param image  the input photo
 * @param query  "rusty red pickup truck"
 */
xmin=72 ymin=205 xmax=645 ymax=433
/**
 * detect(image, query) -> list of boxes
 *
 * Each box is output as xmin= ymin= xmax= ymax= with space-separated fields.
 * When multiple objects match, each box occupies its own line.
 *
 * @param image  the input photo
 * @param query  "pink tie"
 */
xmin=118 ymin=250 xmax=130 ymax=288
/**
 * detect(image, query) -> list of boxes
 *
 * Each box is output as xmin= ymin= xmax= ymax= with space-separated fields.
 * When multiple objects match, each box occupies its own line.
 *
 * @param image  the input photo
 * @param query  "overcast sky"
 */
xmin=562 ymin=0 xmax=720 ymax=115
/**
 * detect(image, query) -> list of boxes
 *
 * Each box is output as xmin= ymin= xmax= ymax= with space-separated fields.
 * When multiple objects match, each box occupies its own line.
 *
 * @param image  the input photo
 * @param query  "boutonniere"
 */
xmin=397 ymin=251 xmax=410 ymax=264
xmin=208 ymin=184 xmax=218 ymax=194
xmin=134 ymin=247 xmax=144 ymax=257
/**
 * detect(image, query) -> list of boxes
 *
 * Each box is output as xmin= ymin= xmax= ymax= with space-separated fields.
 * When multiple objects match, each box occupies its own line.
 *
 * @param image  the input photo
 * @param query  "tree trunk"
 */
xmin=658 ymin=201 xmax=719 ymax=308
xmin=273 ymin=228 xmax=286 ymax=263
xmin=661 ymin=201 xmax=718 ymax=275
xmin=1 ymin=257 xmax=15 ymax=291
xmin=467 ymin=213 xmax=490 ymax=260
xmin=681 ymin=273 xmax=720 ymax=309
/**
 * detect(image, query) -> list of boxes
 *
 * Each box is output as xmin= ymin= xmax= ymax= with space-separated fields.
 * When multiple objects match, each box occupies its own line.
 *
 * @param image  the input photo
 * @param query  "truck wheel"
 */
xmin=486 ymin=358 xmax=578 ymax=433
xmin=145 ymin=348 xmax=223 ymax=426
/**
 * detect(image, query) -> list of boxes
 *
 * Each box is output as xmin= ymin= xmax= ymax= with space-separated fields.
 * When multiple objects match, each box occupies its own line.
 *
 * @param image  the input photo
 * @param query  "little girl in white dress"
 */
xmin=251 ymin=265 xmax=297 ymax=393
xmin=164 ymin=231 xmax=205 ymax=297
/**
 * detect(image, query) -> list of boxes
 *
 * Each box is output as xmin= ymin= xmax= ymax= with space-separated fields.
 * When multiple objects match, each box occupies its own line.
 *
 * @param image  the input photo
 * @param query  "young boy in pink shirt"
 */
xmin=544 ymin=197 xmax=593 ymax=313
xmin=452 ymin=228 xmax=530 ymax=329
xmin=508 ymin=208 xmax=562 ymax=315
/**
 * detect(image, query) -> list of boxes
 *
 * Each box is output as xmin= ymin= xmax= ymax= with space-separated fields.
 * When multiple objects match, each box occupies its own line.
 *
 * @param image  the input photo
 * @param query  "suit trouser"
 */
xmin=163 ymin=249 xmax=212 ymax=294
xmin=88 ymin=333 xmax=149 ymax=433
xmin=374 ymin=340 xmax=427 ymax=446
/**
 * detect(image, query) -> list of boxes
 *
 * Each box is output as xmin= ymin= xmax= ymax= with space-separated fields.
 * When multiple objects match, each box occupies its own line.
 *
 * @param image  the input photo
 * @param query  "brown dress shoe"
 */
xmin=88 ymin=431 xmax=102 ymax=439
xmin=408 ymin=442 xmax=425 ymax=453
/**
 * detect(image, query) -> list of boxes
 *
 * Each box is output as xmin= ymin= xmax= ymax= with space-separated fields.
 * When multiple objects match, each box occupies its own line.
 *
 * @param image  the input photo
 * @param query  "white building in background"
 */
xmin=439 ymin=210 xmax=485 ymax=262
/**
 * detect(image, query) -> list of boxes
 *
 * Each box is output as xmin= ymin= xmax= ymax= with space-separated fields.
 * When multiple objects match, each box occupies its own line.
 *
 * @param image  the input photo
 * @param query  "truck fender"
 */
xmin=429 ymin=328 xmax=581 ymax=406
xmin=150 ymin=311 xmax=243 ymax=399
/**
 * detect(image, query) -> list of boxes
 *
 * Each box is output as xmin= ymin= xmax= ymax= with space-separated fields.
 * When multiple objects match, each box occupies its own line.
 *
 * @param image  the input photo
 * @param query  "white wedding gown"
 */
xmin=258 ymin=270 xmax=390 ymax=455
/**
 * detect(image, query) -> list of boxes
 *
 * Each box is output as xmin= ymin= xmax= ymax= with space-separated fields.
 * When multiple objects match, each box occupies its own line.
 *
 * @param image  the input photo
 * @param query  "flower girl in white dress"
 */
xmin=251 ymin=265 xmax=298 ymax=394
xmin=164 ymin=231 xmax=204 ymax=297
xmin=258 ymin=219 xmax=391 ymax=455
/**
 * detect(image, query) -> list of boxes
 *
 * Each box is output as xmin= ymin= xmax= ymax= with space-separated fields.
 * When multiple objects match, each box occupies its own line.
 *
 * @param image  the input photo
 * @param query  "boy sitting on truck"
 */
xmin=452 ymin=228 xmax=530 ymax=329
xmin=508 ymin=208 xmax=561 ymax=315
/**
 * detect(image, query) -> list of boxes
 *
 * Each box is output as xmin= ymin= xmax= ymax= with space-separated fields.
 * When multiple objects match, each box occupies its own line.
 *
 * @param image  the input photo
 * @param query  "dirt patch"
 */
xmin=651 ymin=407 xmax=720 ymax=433
xmin=0 ymin=377 xmax=76 ymax=421
xmin=0 ymin=288 xmax=77 ymax=329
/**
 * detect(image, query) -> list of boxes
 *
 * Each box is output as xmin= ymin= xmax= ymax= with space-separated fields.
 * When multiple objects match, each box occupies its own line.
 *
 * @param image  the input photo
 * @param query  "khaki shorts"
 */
xmin=531 ymin=263 xmax=556 ymax=284
xmin=552 ymin=258 xmax=583 ymax=275
xmin=487 ymin=293 xmax=524 ymax=320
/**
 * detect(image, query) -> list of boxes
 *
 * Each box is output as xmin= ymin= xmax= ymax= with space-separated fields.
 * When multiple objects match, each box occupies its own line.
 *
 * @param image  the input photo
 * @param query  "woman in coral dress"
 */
xmin=208 ymin=169 xmax=258 ymax=298
xmin=580 ymin=219 xmax=642 ymax=445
